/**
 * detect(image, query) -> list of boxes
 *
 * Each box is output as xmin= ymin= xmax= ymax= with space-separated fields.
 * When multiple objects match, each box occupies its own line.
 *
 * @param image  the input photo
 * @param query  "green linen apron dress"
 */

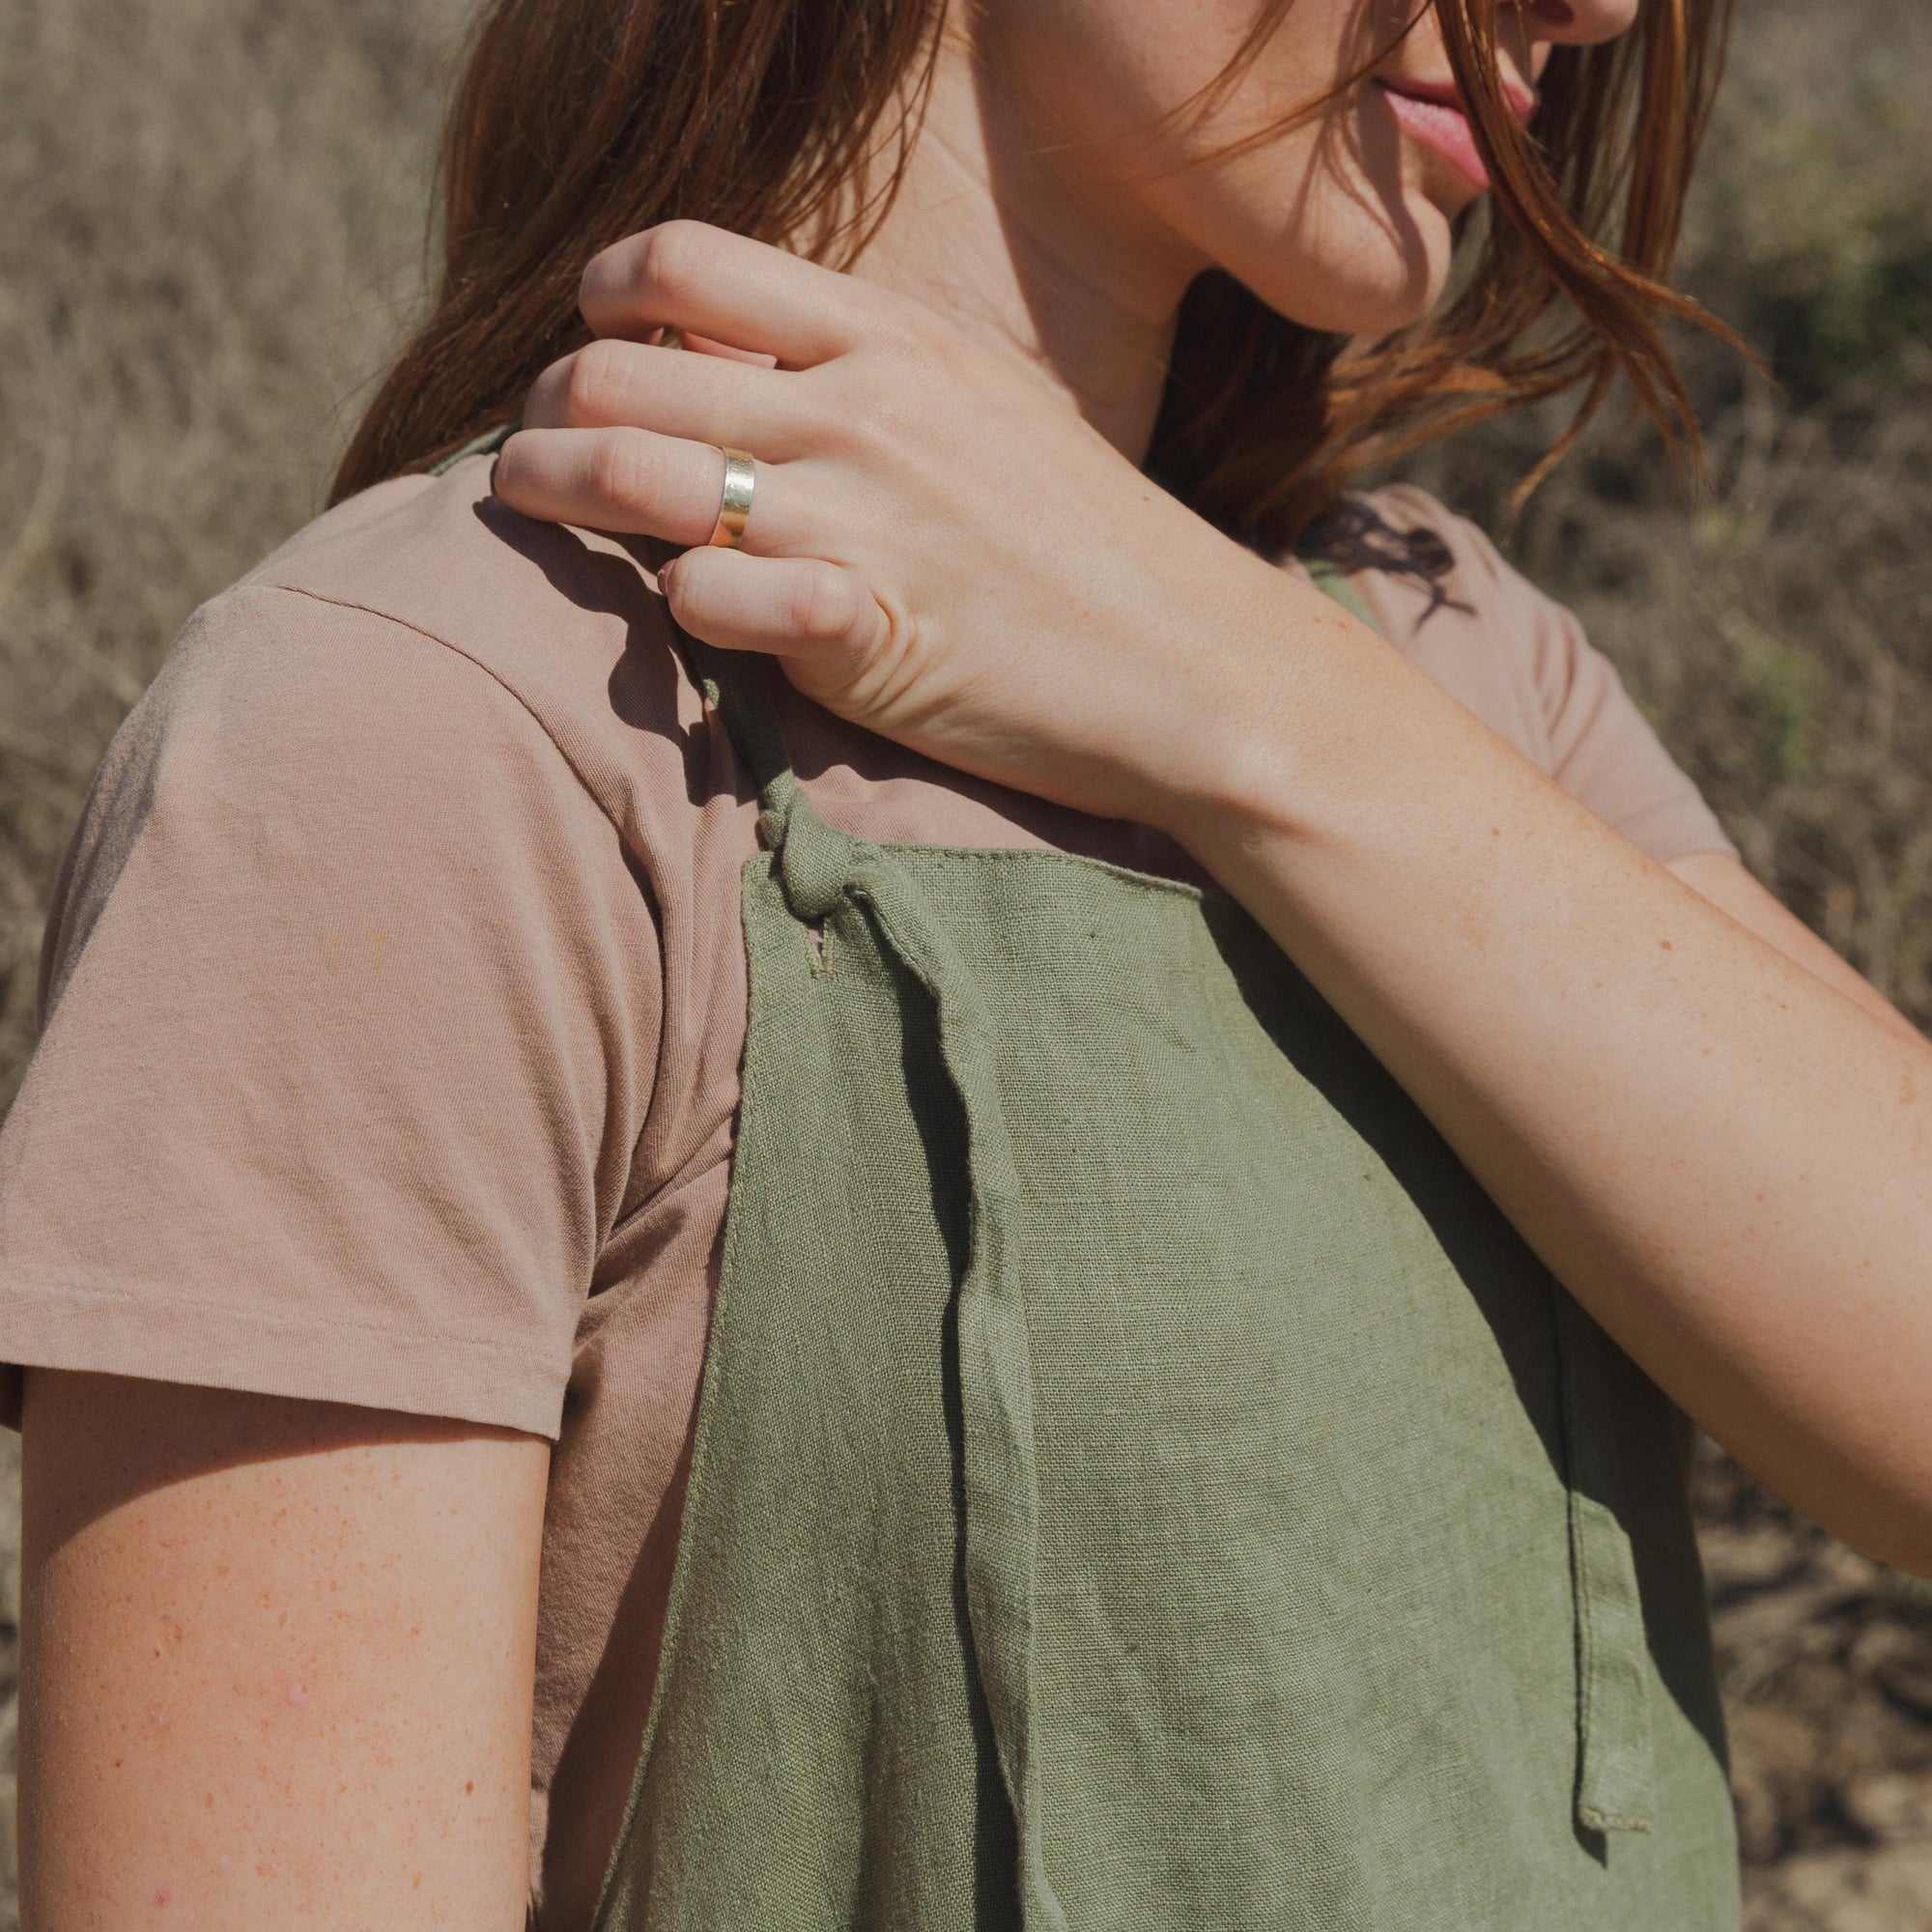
xmin=588 ymin=591 xmax=1740 ymax=1930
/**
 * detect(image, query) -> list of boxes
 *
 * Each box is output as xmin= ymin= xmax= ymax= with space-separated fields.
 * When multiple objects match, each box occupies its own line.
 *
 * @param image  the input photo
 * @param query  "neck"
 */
xmin=849 ymin=31 xmax=1204 ymax=466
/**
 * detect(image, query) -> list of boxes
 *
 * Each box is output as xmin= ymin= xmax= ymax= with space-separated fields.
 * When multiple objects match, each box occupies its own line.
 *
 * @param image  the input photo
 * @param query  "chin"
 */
xmin=1223 ymin=182 xmax=1461 ymax=339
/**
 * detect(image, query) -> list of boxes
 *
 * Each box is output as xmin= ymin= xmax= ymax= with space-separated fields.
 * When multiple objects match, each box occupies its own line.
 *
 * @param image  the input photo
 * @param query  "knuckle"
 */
xmin=806 ymin=371 xmax=872 ymax=455
xmin=643 ymin=219 xmax=720 ymax=305
xmin=563 ymin=340 xmax=629 ymax=423
xmin=788 ymin=565 xmax=857 ymax=646
xmin=580 ymin=234 xmax=646 ymax=314
xmin=845 ymin=387 xmax=920 ymax=464
xmin=590 ymin=430 xmax=661 ymax=516
xmin=878 ymin=300 xmax=949 ymax=370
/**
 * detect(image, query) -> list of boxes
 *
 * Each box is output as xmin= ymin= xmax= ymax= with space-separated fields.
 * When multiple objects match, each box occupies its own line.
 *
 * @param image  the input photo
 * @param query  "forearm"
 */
xmin=1172 ymin=606 xmax=1932 ymax=1570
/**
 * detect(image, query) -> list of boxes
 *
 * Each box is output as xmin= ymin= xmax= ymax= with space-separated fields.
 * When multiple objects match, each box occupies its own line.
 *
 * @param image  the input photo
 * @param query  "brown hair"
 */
xmin=332 ymin=0 xmax=1737 ymax=551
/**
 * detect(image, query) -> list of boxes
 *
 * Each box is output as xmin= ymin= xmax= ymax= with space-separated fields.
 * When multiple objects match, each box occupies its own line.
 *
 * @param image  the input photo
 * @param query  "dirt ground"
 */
xmin=2 ymin=0 xmax=1929 ymax=1926
xmin=1695 ymin=1442 xmax=1932 ymax=1929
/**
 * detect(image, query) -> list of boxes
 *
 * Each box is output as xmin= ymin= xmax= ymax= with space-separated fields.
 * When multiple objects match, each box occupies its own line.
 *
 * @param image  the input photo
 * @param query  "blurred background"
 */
xmin=1 ymin=0 xmax=1928 ymax=1924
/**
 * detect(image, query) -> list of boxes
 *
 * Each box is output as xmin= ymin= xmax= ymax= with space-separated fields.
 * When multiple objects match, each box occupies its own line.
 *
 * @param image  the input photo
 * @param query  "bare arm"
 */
xmin=19 ymin=1370 xmax=549 ymax=1930
xmin=1175 ymin=631 xmax=1932 ymax=1573
xmin=1665 ymin=847 xmax=1926 ymax=1047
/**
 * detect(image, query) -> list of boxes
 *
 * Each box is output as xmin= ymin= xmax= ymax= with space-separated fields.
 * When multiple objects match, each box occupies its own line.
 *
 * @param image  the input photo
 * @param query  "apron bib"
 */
xmin=590 ymin=605 xmax=1738 ymax=1930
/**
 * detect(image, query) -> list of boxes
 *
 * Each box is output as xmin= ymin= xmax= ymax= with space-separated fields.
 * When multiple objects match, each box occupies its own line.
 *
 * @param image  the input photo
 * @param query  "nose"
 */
xmin=1511 ymin=0 xmax=1641 ymax=49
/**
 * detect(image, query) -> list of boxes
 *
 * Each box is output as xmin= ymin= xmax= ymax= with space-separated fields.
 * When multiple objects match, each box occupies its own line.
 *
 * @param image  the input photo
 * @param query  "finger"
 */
xmin=495 ymin=426 xmax=795 ymax=551
xmin=580 ymin=221 xmax=886 ymax=368
xmin=659 ymin=548 xmax=888 ymax=668
xmin=680 ymin=330 xmax=780 ymax=368
xmin=523 ymin=339 xmax=812 ymax=458
xmin=646 ymin=326 xmax=776 ymax=365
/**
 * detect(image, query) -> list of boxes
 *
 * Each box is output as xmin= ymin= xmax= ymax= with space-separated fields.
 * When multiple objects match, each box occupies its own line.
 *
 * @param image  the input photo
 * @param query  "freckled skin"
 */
xmin=19 ymin=1373 xmax=548 ymax=1930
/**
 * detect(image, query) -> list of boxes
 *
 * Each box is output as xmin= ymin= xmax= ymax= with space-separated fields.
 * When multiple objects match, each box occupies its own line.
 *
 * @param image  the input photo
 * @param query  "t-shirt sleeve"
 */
xmin=1350 ymin=485 xmax=1737 ymax=867
xmin=1525 ymin=582 xmax=1738 ymax=865
xmin=0 ymin=584 xmax=661 ymax=1437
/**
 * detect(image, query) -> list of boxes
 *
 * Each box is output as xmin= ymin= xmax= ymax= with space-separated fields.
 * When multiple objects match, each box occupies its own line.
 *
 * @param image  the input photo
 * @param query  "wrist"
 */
xmin=1137 ymin=553 xmax=1366 ymax=863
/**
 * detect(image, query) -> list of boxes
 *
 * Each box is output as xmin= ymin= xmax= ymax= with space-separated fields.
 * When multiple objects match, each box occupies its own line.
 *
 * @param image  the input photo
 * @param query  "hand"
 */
xmin=494 ymin=221 xmax=1344 ymax=832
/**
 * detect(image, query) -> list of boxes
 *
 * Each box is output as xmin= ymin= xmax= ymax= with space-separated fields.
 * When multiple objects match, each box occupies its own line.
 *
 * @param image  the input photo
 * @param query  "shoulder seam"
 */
xmin=244 ymin=580 xmax=635 ymax=838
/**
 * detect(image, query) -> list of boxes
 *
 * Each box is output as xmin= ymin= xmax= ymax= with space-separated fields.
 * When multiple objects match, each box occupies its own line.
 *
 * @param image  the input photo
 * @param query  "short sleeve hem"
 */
xmin=1610 ymin=801 xmax=1739 ymax=869
xmin=0 ymin=1270 xmax=566 ymax=1437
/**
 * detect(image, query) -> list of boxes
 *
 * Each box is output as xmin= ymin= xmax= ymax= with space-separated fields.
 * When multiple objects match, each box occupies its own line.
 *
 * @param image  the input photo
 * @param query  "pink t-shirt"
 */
xmin=0 ymin=459 xmax=1734 ymax=1926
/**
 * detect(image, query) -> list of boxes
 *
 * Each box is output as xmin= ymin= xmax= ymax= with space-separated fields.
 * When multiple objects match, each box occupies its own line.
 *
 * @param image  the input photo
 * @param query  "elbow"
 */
xmin=1805 ymin=1479 xmax=1932 ymax=1582
xmin=1740 ymin=1428 xmax=1932 ymax=1581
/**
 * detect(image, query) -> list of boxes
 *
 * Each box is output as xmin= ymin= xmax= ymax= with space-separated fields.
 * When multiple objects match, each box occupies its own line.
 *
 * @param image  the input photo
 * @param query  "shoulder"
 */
xmin=242 ymin=455 xmax=659 ymax=697
xmin=1301 ymin=482 xmax=1604 ymax=768
xmin=4 ymin=466 xmax=721 ymax=1445
xmin=1304 ymin=482 xmax=1524 ymax=616
xmin=44 ymin=461 xmax=713 ymax=1016
xmin=1302 ymin=485 xmax=1736 ymax=865
xmin=88 ymin=458 xmax=723 ymax=904
xmin=1306 ymin=487 xmax=1546 ymax=653
xmin=226 ymin=456 xmax=697 ymax=818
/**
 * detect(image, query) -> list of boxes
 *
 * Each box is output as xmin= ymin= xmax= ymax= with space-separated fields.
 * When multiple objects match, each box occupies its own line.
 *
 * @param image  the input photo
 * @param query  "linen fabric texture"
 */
xmin=0 ymin=458 xmax=1740 ymax=1924
xmin=588 ymin=636 xmax=1737 ymax=1929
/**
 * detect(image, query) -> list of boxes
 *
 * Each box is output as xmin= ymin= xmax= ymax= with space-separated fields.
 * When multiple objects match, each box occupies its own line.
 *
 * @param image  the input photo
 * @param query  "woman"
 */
xmin=7 ymin=0 xmax=1930 ymax=1923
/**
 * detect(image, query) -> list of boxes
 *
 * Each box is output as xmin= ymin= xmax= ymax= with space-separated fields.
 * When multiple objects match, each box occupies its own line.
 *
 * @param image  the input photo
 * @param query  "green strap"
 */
xmin=1297 ymin=551 xmax=1377 ymax=628
xmin=682 ymin=629 xmax=1066 ymax=1924
xmin=857 ymin=861 xmax=1067 ymax=1932
xmin=427 ymin=420 xmax=516 ymax=475
xmin=1289 ymin=554 xmax=1658 ymax=1834
xmin=1555 ymin=1293 xmax=1659 ymax=1833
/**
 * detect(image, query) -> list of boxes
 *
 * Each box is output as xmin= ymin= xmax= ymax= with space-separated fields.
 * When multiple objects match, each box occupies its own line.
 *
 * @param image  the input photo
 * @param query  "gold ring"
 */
xmin=707 ymin=446 xmax=755 ymax=549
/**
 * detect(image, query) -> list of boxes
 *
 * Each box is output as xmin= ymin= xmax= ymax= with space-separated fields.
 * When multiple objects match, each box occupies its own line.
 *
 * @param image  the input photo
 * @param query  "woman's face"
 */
xmin=975 ymin=0 xmax=1641 ymax=335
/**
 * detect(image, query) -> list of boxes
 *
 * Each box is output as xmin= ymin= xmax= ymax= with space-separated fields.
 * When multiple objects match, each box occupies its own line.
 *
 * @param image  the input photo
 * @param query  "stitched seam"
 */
xmin=255 ymin=582 xmax=632 ymax=840
xmin=0 ymin=1269 xmax=553 ymax=1362
xmin=752 ymin=837 xmax=1216 ymax=906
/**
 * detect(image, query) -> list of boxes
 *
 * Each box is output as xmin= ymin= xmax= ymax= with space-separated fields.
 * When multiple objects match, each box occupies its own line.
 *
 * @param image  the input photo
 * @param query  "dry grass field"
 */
xmin=2 ymin=1 xmax=1929 ymax=1926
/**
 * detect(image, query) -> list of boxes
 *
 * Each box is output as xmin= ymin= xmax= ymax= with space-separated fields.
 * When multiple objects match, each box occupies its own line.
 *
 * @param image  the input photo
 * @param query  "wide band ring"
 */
xmin=707 ymin=446 xmax=756 ymax=550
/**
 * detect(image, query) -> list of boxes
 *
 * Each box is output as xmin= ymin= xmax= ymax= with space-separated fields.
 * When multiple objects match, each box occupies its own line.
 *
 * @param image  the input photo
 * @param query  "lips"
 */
xmin=1376 ymin=76 xmax=1536 ymax=195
